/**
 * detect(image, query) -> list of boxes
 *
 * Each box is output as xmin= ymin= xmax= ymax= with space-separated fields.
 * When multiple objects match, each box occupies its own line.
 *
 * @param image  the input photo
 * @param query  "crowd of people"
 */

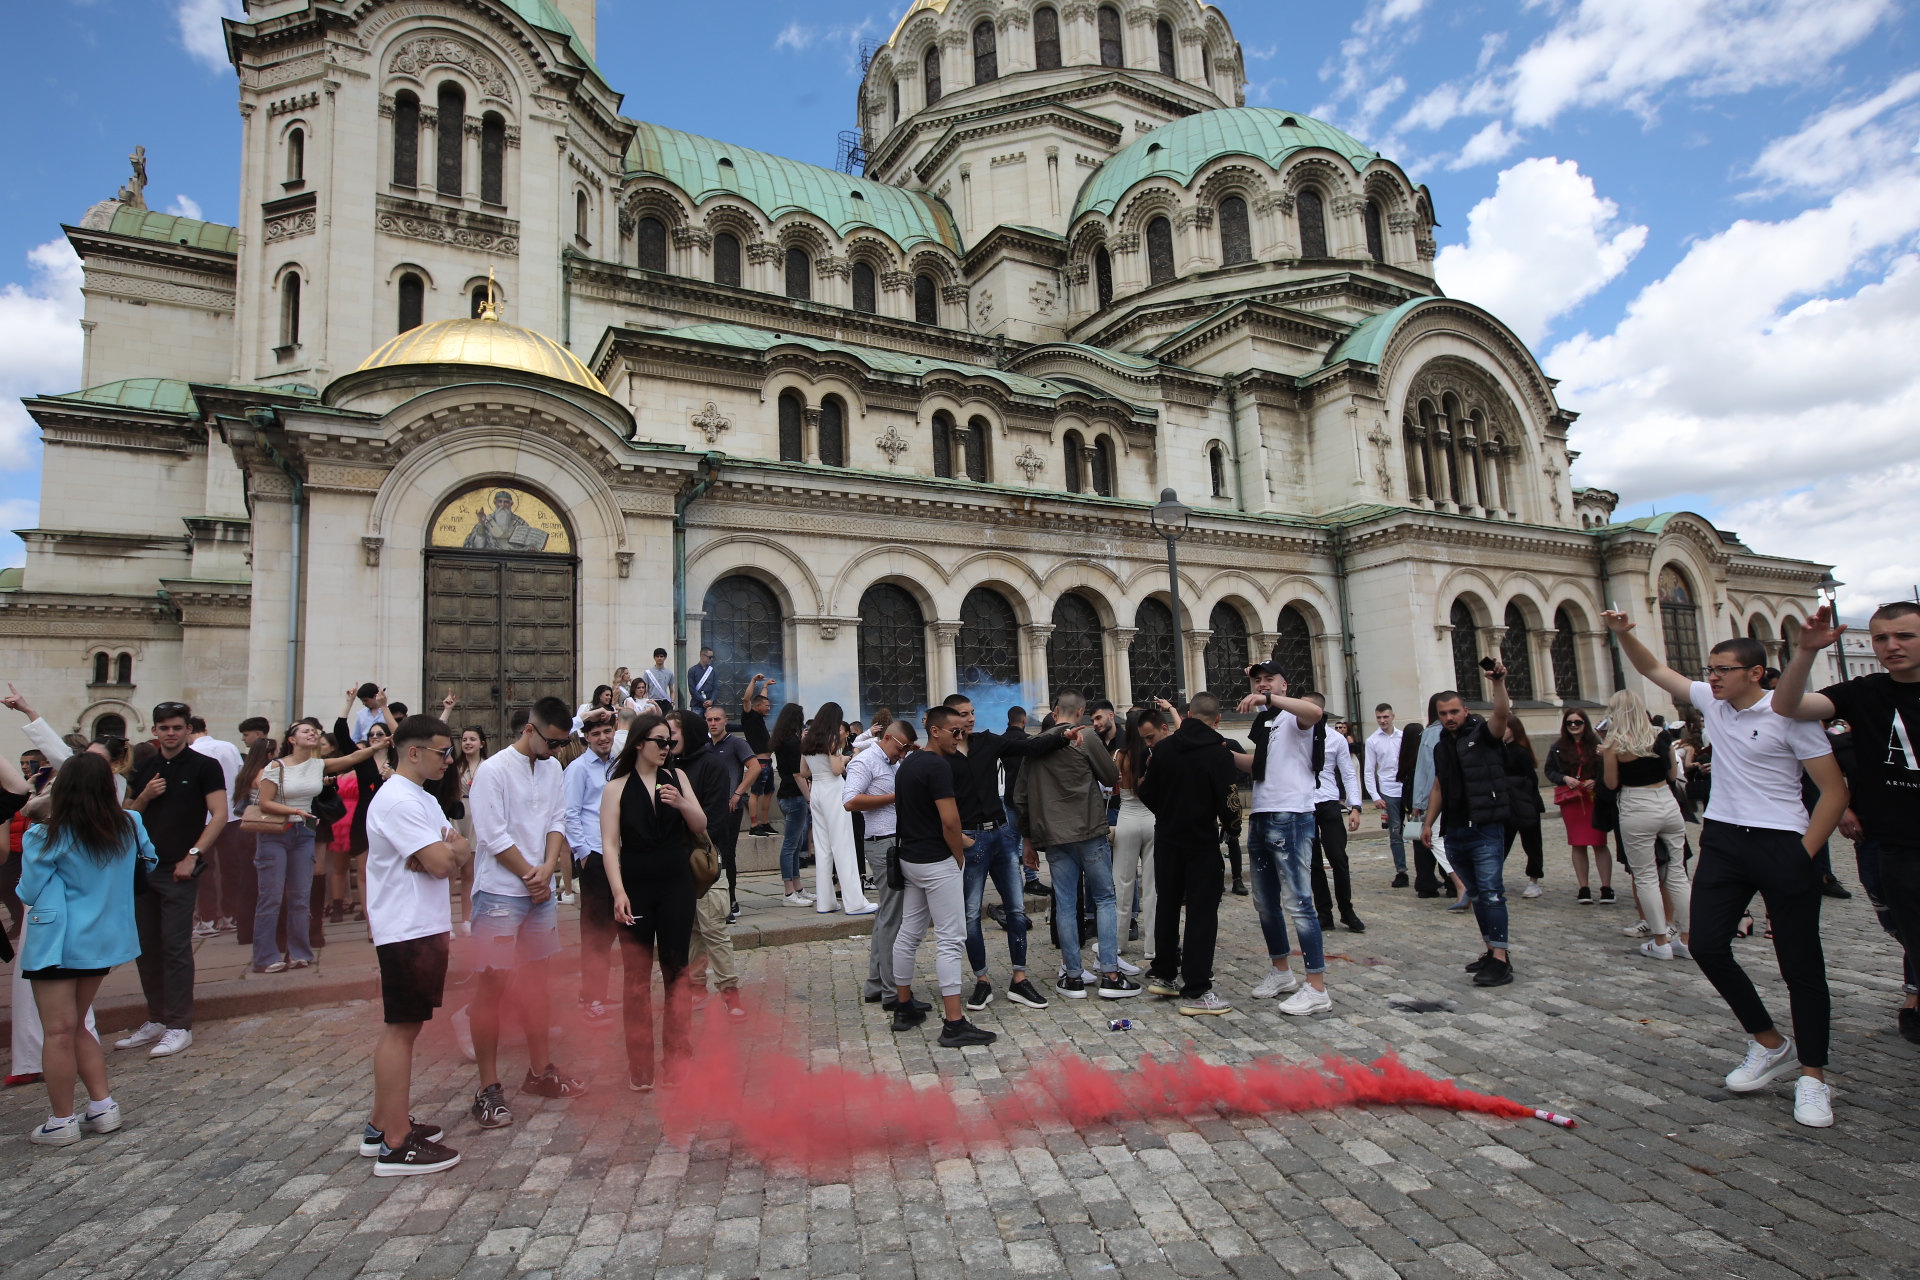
xmin=2 ymin=597 xmax=1914 ymax=1166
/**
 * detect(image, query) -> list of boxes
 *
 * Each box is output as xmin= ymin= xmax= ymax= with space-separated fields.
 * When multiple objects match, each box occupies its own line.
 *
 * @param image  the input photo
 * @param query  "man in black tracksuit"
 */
xmin=1137 ymin=692 xmax=1238 ymax=1014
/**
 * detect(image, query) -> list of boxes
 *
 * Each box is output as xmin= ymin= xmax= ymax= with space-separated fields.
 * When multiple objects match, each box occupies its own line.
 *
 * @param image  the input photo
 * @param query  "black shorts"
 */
xmin=376 ymin=933 xmax=450 ymax=1025
xmin=22 ymin=965 xmax=110 ymax=980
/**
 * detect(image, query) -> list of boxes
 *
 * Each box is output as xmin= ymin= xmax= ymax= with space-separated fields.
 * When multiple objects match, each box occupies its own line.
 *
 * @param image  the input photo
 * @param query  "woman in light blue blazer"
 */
xmin=18 ymin=752 xmax=155 ymax=1146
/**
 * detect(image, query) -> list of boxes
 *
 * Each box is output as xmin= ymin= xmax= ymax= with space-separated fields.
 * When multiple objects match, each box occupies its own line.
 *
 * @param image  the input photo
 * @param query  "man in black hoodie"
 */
xmin=1137 ymin=692 xmax=1239 ymax=1014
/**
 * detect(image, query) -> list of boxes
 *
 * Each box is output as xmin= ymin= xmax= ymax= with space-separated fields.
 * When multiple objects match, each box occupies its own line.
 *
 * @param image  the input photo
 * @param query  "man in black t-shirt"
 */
xmin=120 ymin=700 xmax=230 ymax=1056
xmin=1774 ymin=601 xmax=1920 ymax=1043
xmin=741 ymin=675 xmax=776 ymax=836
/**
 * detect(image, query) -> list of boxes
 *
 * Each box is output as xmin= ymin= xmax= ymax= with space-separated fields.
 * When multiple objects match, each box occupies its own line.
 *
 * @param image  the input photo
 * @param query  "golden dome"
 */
xmin=356 ymin=311 xmax=607 ymax=395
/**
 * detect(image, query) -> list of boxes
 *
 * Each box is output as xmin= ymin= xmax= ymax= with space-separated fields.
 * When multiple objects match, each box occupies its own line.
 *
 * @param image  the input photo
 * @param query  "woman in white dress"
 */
xmin=799 ymin=703 xmax=874 ymax=916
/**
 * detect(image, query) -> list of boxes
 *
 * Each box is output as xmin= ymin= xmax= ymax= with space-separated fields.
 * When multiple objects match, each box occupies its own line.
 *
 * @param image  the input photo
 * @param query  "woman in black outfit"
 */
xmin=599 ymin=713 xmax=708 ymax=1092
xmin=1501 ymin=719 xmax=1546 ymax=897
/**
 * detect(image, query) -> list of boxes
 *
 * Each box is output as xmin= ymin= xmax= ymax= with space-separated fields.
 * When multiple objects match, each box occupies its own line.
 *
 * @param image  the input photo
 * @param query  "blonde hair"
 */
xmin=1602 ymin=690 xmax=1658 ymax=759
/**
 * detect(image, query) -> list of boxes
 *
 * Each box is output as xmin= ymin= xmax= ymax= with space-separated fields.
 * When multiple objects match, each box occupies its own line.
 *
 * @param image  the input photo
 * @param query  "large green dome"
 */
xmin=1073 ymin=108 xmax=1379 ymax=221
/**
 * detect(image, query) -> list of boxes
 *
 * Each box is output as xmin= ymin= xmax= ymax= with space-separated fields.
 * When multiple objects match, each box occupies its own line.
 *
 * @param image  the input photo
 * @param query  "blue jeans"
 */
xmin=1382 ymin=795 xmax=1407 ymax=872
xmin=1008 ymin=801 xmax=1041 ymax=884
xmin=252 ymin=823 xmax=316 ymax=969
xmin=777 ymin=795 xmax=809 ymax=881
xmin=1447 ymin=823 xmax=1510 ymax=949
xmin=1046 ymin=836 xmax=1117 ymax=976
xmin=963 ymin=825 xmax=1027 ymax=976
xmin=1247 ymin=811 xmax=1324 ymax=974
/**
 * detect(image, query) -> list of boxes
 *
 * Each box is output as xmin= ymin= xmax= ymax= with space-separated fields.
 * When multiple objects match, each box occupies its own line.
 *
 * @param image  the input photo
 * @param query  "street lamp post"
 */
xmin=1815 ymin=571 xmax=1845 ymax=682
xmin=1150 ymin=488 xmax=1192 ymax=705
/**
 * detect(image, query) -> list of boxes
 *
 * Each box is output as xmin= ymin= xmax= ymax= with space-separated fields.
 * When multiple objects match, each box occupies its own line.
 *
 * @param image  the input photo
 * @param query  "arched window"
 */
xmin=1062 ymin=429 xmax=1084 ymax=492
xmin=857 ymin=584 xmax=928 ymax=720
xmin=974 ymin=20 xmax=998 ymax=84
xmin=93 ymin=713 xmax=126 ymax=739
xmin=1094 ymin=246 xmax=1114 ymax=308
xmin=963 ymin=415 xmax=990 ymax=482
xmin=1209 ymin=445 xmax=1227 ymax=498
xmin=1131 ymin=598 xmax=1179 ymax=704
xmin=1098 ymin=6 xmax=1123 ymax=67
xmin=392 ymin=91 xmax=419 ymax=187
xmin=1780 ymin=617 xmax=1800 ymax=668
xmin=470 ymin=284 xmax=489 ymax=318
xmin=636 ymin=216 xmax=666 ymax=271
xmin=436 ymin=82 xmax=464 ymax=196
xmin=397 ymin=272 xmax=424 ymax=333
xmin=279 ymin=272 xmax=301 ymax=348
xmin=785 ymin=247 xmax=811 ymax=300
xmin=777 ymin=391 xmax=804 ymax=462
xmin=1501 ymin=603 xmax=1535 ymax=701
xmin=1219 ymin=195 xmax=1251 ymax=265
xmin=713 ymin=232 xmax=741 ymax=287
xmin=481 ymin=113 xmax=505 ymax=205
xmin=1204 ymin=603 xmax=1250 ymax=697
xmin=1449 ymin=599 xmax=1483 ymax=701
xmin=1658 ymin=566 xmax=1702 ymax=679
xmin=1203 ymin=51 xmax=1213 ymax=87
xmin=1155 ymin=19 xmax=1176 ymax=75
xmin=1551 ymin=607 xmax=1581 ymax=702
xmin=1090 ymin=435 xmax=1116 ymax=497
xmin=287 ymin=127 xmax=305 ymax=183
xmin=115 ymin=653 xmax=133 ymax=685
xmin=923 ymin=43 xmax=942 ymax=104
xmin=1048 ymin=593 xmax=1106 ymax=702
xmin=914 ymin=273 xmax=938 ymax=324
xmin=819 ymin=397 xmax=846 ymax=467
xmin=1034 ymin=6 xmax=1061 ymax=69
xmin=701 ymin=575 xmax=785 ymax=710
xmin=1364 ymin=199 xmax=1385 ymax=263
xmin=890 ymin=79 xmax=900 ymax=123
xmin=575 ymin=192 xmax=590 ymax=245
xmin=957 ymin=587 xmax=1020 ymax=707
xmin=1274 ymin=605 xmax=1317 ymax=696
xmin=92 ymin=653 xmax=109 ymax=685
xmin=1297 ymin=188 xmax=1328 ymax=258
xmin=932 ymin=412 xmax=954 ymax=479
xmin=1145 ymin=216 xmax=1175 ymax=284
xmin=852 ymin=260 xmax=877 ymax=313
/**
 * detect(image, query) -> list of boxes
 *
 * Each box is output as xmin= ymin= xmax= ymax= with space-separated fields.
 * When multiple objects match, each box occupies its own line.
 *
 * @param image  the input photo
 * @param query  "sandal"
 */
xmin=1734 ymin=913 xmax=1754 ymax=938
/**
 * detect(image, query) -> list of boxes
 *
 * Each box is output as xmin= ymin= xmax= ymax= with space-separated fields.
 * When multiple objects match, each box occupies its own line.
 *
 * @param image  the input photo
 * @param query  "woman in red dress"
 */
xmin=1543 ymin=709 xmax=1614 ymax=905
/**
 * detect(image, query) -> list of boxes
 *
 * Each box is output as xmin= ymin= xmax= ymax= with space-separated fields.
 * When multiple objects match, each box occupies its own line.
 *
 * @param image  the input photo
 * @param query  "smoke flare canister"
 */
xmin=1107 ymin=1020 xmax=1133 ymax=1031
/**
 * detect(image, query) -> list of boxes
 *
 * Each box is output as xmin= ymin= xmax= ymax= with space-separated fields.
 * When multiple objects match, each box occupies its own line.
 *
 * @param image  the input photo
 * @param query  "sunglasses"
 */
xmin=153 ymin=703 xmax=190 ymax=721
xmin=1703 ymin=664 xmax=1759 ymax=676
xmin=1564 ymin=719 xmax=1586 ymax=727
xmin=642 ymin=736 xmax=673 ymax=749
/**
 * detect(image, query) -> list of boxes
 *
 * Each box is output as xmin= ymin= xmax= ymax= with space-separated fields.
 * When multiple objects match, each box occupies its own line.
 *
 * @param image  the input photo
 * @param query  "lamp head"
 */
xmin=1150 ymin=488 xmax=1190 ymax=539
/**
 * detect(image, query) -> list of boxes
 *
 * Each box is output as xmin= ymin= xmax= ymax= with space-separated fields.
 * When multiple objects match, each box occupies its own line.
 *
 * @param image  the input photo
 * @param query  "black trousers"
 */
xmin=1691 ymin=819 xmax=1830 ymax=1068
xmin=1504 ymin=818 xmax=1544 ymax=881
xmin=1310 ymin=800 xmax=1353 ymax=923
xmin=620 ymin=875 xmax=697 ymax=1085
xmin=1150 ymin=837 xmax=1224 ymax=999
xmin=134 ymin=866 xmax=201 ymax=1029
xmin=1862 ymin=841 xmax=1920 ymax=989
xmin=714 ymin=807 xmax=742 ymax=904
xmin=1413 ymin=837 xmax=1443 ymax=896
xmin=575 ymin=853 xmax=617 ymax=1002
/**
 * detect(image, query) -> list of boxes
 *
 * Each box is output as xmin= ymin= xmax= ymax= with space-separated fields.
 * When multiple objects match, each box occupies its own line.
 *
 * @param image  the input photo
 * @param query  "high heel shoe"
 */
xmin=1734 ymin=912 xmax=1754 ymax=938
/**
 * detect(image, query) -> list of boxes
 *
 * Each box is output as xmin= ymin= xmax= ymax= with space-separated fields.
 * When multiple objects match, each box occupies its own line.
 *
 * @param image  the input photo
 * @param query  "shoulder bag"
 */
xmin=668 ymin=775 xmax=722 ymax=895
xmin=241 ymin=762 xmax=295 ymax=833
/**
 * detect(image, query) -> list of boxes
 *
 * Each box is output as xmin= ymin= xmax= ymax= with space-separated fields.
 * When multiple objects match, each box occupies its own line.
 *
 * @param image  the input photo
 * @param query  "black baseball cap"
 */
xmin=1245 ymin=660 xmax=1287 ymax=678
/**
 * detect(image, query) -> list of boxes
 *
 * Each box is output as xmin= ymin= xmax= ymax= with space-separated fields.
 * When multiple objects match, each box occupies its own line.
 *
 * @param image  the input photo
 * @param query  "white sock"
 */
xmin=86 ymin=1097 xmax=114 ymax=1116
xmin=49 ymin=1114 xmax=75 ymax=1127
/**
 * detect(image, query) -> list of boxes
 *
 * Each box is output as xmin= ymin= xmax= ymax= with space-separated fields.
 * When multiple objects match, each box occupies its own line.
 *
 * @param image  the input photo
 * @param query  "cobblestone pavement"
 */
xmin=2 ymin=830 xmax=1915 ymax=1280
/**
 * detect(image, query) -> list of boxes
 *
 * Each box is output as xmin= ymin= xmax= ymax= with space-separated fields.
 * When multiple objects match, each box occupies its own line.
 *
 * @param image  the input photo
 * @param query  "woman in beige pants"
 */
xmin=1601 ymin=690 xmax=1692 ymax=960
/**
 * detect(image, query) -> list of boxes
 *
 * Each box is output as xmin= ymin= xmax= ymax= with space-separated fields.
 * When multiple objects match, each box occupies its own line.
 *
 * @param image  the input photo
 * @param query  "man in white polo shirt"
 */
xmin=1604 ymin=611 xmax=1848 ymax=1128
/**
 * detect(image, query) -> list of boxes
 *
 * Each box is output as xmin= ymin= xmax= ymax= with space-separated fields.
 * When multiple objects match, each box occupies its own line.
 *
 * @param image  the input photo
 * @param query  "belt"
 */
xmin=863 ymin=832 xmax=896 ymax=843
xmin=966 ymin=820 xmax=1003 ymax=831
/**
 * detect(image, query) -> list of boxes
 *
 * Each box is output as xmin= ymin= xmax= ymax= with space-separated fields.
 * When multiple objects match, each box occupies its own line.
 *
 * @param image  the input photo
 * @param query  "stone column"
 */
xmin=802 ymin=405 xmax=821 ymax=466
xmin=1108 ymin=626 xmax=1137 ymax=708
xmin=1184 ymin=629 xmax=1213 ymax=701
xmin=1022 ymin=623 xmax=1055 ymax=712
xmin=930 ymin=621 xmax=962 ymax=705
xmin=1531 ymin=629 xmax=1561 ymax=705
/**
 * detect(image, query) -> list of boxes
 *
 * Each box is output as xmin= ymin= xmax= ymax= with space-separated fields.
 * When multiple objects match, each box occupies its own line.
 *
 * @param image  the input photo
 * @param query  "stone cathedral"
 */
xmin=3 ymin=0 xmax=1824 ymax=744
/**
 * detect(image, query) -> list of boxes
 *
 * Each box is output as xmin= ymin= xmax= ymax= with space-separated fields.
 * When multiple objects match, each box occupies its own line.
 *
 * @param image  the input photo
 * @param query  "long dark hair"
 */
xmin=590 ymin=684 xmax=614 ymax=710
xmin=1505 ymin=717 xmax=1538 ymax=769
xmin=1556 ymin=707 xmax=1600 ymax=772
xmin=768 ymin=702 xmax=804 ymax=751
xmin=1121 ymin=706 xmax=1165 ymax=789
xmin=800 ymin=701 xmax=844 ymax=756
xmin=46 ymin=753 xmax=134 ymax=865
xmin=610 ymin=712 xmax=668 ymax=781
xmin=234 ymin=737 xmax=277 ymax=806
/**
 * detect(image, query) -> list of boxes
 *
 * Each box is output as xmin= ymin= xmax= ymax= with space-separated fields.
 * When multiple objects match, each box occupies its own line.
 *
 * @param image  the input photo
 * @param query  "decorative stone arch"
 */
xmin=358 ymin=3 xmax=545 ymax=94
xmin=845 ymin=233 xmax=901 ymax=274
xmin=1192 ymin=570 xmax=1273 ymax=616
xmin=1435 ymin=571 xmax=1499 ymax=630
xmin=1392 ymin=349 xmax=1538 ymax=519
xmin=943 ymin=554 xmax=1045 ymax=627
xmin=698 ymin=199 xmax=764 ymax=243
xmin=829 ymin=544 xmax=951 ymax=618
xmin=1495 ymin=576 xmax=1552 ymax=630
xmin=1039 ymin=560 xmax=1128 ymax=629
xmin=374 ymin=22 xmax=526 ymax=106
xmin=1193 ymin=163 xmax=1268 ymax=210
xmin=621 ymin=184 xmax=690 ymax=229
xmin=77 ymin=698 xmax=146 ymax=738
xmin=685 ymin=533 xmax=825 ymax=618
xmin=1116 ymin=561 xmax=1205 ymax=613
xmin=907 ymin=246 xmax=962 ymax=285
xmin=385 ymin=261 xmax=436 ymax=290
xmin=772 ymin=217 xmax=833 ymax=260
xmin=1280 ymin=155 xmax=1356 ymax=201
xmin=1377 ymin=303 xmax=1561 ymax=449
xmin=1113 ymin=184 xmax=1183 ymax=238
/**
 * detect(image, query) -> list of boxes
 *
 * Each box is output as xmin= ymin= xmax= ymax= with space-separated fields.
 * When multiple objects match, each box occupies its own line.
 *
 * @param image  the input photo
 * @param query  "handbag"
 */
xmin=1552 ymin=784 xmax=1585 ymax=806
xmin=241 ymin=761 xmax=296 ymax=833
xmin=886 ymin=837 xmax=905 ymax=892
xmin=669 ymin=778 xmax=722 ymax=895
xmin=1590 ymin=782 xmax=1619 ymax=834
xmin=312 ymin=779 xmax=347 ymax=828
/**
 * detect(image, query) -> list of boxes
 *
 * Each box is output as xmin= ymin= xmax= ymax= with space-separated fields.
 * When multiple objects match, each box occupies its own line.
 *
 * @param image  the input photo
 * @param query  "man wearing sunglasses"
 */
xmin=465 ymin=697 xmax=588 ymax=1129
xmin=1603 ymin=609 xmax=1847 ymax=1128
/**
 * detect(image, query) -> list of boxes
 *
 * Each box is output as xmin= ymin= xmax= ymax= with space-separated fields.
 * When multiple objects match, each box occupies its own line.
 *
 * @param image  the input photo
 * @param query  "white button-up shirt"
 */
xmin=1689 ymin=682 xmax=1834 ymax=833
xmin=1364 ymin=726 xmax=1404 ymax=800
xmin=562 ymin=747 xmax=616 ymax=859
xmin=1312 ymin=733 xmax=1361 ymax=806
xmin=468 ymin=745 xmax=567 ymax=897
xmin=843 ymin=742 xmax=903 ymax=840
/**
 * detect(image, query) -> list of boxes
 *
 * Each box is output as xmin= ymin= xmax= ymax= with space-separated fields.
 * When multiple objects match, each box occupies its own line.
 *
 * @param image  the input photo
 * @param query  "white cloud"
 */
xmin=166 ymin=194 xmax=203 ymax=220
xmin=1448 ymin=121 xmax=1521 ymax=170
xmin=175 ymin=0 xmax=243 ymax=70
xmin=1719 ymin=470 xmax=1920 ymax=617
xmin=773 ymin=21 xmax=816 ymax=52
xmin=772 ymin=17 xmax=877 ymax=71
xmin=1750 ymin=71 xmax=1920 ymax=192
xmin=1434 ymin=157 xmax=1647 ymax=347
xmin=1317 ymin=0 xmax=1430 ymax=137
xmin=0 ymin=238 xmax=85 ymax=472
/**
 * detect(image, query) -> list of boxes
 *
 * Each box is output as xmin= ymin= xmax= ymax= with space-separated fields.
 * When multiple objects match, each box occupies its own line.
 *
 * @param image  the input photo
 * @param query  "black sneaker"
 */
xmin=891 ymin=1005 xmax=928 ymax=1032
xmin=1576 ymin=886 xmax=1593 ymax=905
xmin=727 ymin=903 xmax=742 ymax=924
xmin=1341 ymin=914 xmax=1367 ymax=933
xmin=882 ymin=995 xmax=931 ymax=1014
xmin=471 ymin=1083 xmax=513 ymax=1128
xmin=521 ymin=1065 xmax=589 ymax=1099
xmin=1231 ymin=879 xmax=1249 ymax=896
xmin=965 ymin=980 xmax=993 ymax=1011
xmin=864 ymin=991 xmax=885 ymax=1003
xmin=1391 ymin=873 xmax=1410 ymax=888
xmin=1821 ymin=879 xmax=1853 ymax=900
xmin=1598 ymin=886 xmax=1616 ymax=905
xmin=1098 ymin=974 xmax=1142 ymax=999
xmin=1472 ymin=957 xmax=1514 ymax=987
xmin=359 ymin=1117 xmax=445 ymax=1157
xmin=937 ymin=1018 xmax=997 ymax=1048
xmin=1055 ymin=975 xmax=1088 ymax=1000
xmin=1006 ymin=978 xmax=1050 ymax=1009
xmin=1900 ymin=1007 xmax=1920 ymax=1045
xmin=373 ymin=1132 xmax=462 ymax=1177
xmin=1464 ymin=950 xmax=1493 ymax=973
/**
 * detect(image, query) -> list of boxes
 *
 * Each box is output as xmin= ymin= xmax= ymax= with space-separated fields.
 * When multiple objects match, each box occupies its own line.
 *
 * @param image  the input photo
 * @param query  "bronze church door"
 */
xmin=423 ymin=485 xmax=576 ymax=744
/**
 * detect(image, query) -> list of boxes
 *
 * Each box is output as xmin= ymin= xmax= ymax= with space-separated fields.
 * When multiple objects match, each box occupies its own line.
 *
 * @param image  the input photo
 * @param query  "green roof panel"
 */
xmin=498 ymin=0 xmax=604 ymax=79
xmin=626 ymin=123 xmax=962 ymax=253
xmin=105 ymin=207 xmax=239 ymax=255
xmin=1323 ymin=298 xmax=1426 ymax=369
xmin=53 ymin=378 xmax=199 ymax=415
xmin=1074 ymin=107 xmax=1379 ymax=221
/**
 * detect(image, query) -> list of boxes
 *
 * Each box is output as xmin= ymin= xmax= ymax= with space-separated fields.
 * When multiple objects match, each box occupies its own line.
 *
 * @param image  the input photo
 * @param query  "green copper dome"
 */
xmin=1073 ymin=108 xmax=1379 ymax=221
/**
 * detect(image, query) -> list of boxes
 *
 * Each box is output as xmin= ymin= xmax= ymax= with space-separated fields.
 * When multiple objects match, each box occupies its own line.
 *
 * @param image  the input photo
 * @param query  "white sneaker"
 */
xmin=192 ymin=920 xmax=219 ymax=939
xmin=1725 ymin=1037 xmax=1797 ymax=1092
xmin=846 ymin=903 xmax=878 ymax=916
xmin=1115 ymin=957 xmax=1141 ymax=976
xmin=115 ymin=1021 xmax=165 ymax=1050
xmin=148 ymin=1028 xmax=193 ymax=1058
xmin=1670 ymin=939 xmax=1693 ymax=960
xmin=456 ymin=920 xmax=472 ymax=937
xmin=1520 ymin=883 xmax=1542 ymax=899
xmin=28 ymin=1116 xmax=80 ymax=1147
xmin=783 ymin=893 xmax=811 ymax=906
xmin=558 ymin=891 xmax=577 ymax=905
xmin=1636 ymin=940 xmax=1673 ymax=960
xmin=1624 ymin=920 xmax=1651 ymax=938
xmin=1278 ymin=985 xmax=1334 ymax=1016
xmin=80 ymin=1100 xmax=122 ymax=1134
xmin=1179 ymin=991 xmax=1234 ymax=1016
xmin=1251 ymin=967 xmax=1300 ymax=999
xmin=1793 ymin=1076 xmax=1834 ymax=1128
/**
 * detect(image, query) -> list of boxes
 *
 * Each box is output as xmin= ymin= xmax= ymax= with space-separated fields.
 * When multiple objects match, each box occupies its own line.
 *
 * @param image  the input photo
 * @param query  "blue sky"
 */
xmin=4 ymin=0 xmax=1919 ymax=610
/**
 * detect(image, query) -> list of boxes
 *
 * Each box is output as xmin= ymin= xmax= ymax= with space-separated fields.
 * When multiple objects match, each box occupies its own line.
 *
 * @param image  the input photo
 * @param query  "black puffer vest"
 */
xmin=1439 ymin=716 xmax=1511 ymax=830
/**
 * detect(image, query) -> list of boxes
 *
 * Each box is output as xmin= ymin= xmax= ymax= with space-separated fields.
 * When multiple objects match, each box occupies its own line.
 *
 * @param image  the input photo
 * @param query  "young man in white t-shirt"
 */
xmin=362 ymin=714 xmax=469 ymax=1175
xmin=1234 ymin=661 xmax=1333 ymax=1015
xmin=466 ymin=697 xmax=587 ymax=1129
xmin=1605 ymin=611 xmax=1848 ymax=1128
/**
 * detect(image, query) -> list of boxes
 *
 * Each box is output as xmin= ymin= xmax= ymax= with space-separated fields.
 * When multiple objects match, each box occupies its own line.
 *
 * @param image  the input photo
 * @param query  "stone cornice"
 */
xmin=960 ymin=224 xmax=1069 ymax=272
xmin=26 ymin=404 xmax=208 ymax=456
xmin=912 ymin=104 xmax=1126 ymax=183
xmin=158 ymin=578 xmax=253 ymax=629
xmin=1077 ymin=272 xmax=1421 ymax=354
xmin=0 ymin=591 xmax=180 ymax=642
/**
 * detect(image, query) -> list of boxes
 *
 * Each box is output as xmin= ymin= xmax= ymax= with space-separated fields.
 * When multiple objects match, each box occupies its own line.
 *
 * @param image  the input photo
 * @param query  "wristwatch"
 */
xmin=185 ymin=847 xmax=202 ymax=860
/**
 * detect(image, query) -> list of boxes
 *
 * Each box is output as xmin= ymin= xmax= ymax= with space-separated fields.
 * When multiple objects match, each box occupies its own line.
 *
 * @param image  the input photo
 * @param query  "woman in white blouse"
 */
xmin=798 ymin=703 xmax=875 ymax=916
xmin=252 ymin=720 xmax=379 ymax=973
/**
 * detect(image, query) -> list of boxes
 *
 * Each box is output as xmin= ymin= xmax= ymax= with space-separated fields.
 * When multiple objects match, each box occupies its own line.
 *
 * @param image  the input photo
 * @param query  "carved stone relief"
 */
xmin=388 ymin=37 xmax=514 ymax=103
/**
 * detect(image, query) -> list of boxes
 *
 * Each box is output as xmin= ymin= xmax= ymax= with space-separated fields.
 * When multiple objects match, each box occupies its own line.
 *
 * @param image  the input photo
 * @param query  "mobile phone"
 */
xmin=1479 ymin=656 xmax=1497 ymax=672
